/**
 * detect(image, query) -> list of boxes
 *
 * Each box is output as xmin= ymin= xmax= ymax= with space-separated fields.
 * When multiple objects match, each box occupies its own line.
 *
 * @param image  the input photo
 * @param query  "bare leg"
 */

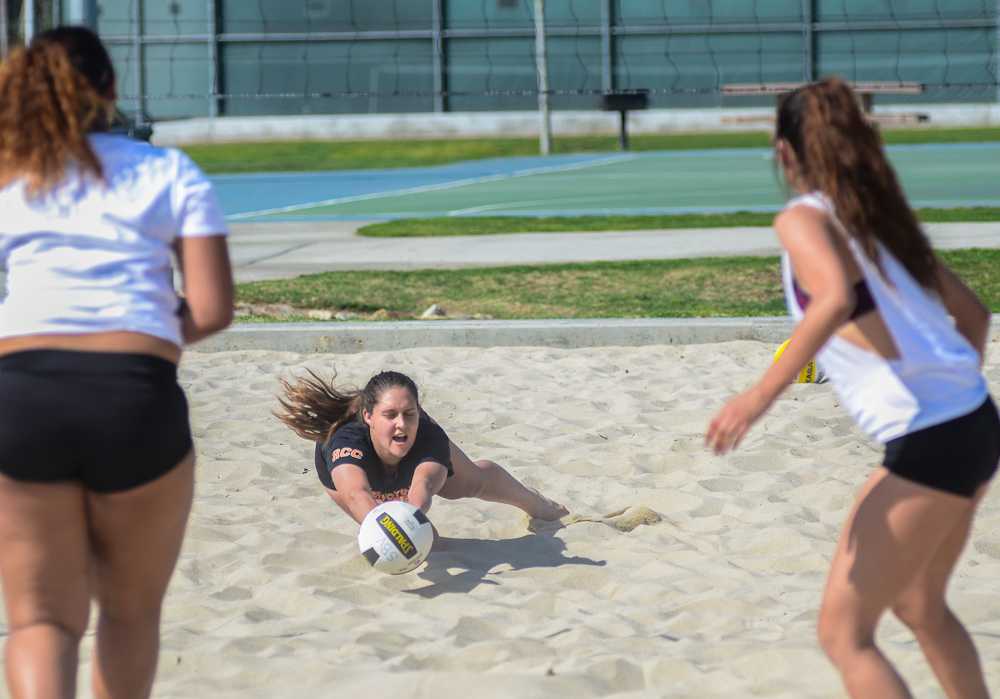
xmin=87 ymin=453 xmax=195 ymax=699
xmin=0 ymin=477 xmax=91 ymax=699
xmin=437 ymin=442 xmax=568 ymax=520
xmin=891 ymin=483 xmax=990 ymax=699
xmin=817 ymin=468 xmax=977 ymax=699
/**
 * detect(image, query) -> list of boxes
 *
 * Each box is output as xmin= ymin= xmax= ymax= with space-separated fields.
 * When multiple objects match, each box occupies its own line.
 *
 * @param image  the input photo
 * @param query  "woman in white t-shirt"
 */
xmin=706 ymin=77 xmax=997 ymax=698
xmin=0 ymin=27 xmax=232 ymax=697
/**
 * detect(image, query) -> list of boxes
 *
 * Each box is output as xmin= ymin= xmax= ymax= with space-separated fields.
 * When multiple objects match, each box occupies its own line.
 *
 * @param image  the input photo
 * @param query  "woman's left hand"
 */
xmin=706 ymin=388 xmax=769 ymax=455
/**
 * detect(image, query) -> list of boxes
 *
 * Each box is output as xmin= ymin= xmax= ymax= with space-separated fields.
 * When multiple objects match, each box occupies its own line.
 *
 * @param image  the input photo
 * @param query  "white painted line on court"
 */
xmin=226 ymin=153 xmax=639 ymax=221
xmin=447 ymin=198 xmax=559 ymax=216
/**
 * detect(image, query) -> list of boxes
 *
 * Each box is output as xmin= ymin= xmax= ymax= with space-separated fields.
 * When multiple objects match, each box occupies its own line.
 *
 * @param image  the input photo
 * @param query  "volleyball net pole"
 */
xmin=534 ymin=0 xmax=552 ymax=156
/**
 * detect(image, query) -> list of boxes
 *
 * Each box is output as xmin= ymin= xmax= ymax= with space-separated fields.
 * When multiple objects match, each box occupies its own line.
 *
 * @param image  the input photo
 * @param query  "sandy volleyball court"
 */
xmin=8 ymin=341 xmax=998 ymax=698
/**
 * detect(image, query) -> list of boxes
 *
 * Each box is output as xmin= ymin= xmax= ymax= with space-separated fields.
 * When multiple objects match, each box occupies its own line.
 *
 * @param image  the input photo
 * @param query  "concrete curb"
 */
xmin=192 ymin=315 xmax=1000 ymax=354
xmin=195 ymin=317 xmax=799 ymax=353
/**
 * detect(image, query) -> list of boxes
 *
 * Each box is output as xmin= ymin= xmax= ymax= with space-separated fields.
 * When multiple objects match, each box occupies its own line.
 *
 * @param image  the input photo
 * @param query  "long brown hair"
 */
xmin=775 ymin=77 xmax=937 ymax=288
xmin=0 ymin=26 xmax=115 ymax=196
xmin=275 ymin=369 xmax=420 ymax=443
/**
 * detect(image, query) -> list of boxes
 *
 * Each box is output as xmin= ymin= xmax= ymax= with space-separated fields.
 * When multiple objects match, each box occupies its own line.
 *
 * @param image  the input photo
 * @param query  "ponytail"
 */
xmin=776 ymin=77 xmax=937 ymax=289
xmin=0 ymin=26 xmax=115 ymax=196
xmin=275 ymin=370 xmax=363 ymax=443
xmin=275 ymin=368 xmax=421 ymax=444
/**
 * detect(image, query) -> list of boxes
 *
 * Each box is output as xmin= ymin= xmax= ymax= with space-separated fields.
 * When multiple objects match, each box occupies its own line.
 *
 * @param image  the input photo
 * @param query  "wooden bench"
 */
xmin=721 ymin=81 xmax=928 ymax=125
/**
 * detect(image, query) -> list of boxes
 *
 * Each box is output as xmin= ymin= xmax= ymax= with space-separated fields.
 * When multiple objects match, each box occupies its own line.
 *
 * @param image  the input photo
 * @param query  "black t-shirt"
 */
xmin=313 ymin=410 xmax=453 ymax=503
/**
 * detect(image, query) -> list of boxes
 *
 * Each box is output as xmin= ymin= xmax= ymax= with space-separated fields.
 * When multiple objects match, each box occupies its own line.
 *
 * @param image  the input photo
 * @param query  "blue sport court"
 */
xmin=215 ymin=142 xmax=1000 ymax=223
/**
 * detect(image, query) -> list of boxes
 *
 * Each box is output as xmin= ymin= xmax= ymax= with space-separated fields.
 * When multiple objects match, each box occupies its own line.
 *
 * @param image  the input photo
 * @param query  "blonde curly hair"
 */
xmin=0 ymin=26 xmax=116 ymax=196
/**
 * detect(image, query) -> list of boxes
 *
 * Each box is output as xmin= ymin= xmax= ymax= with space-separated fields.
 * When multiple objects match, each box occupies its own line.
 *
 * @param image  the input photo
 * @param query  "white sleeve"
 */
xmin=171 ymin=150 xmax=228 ymax=238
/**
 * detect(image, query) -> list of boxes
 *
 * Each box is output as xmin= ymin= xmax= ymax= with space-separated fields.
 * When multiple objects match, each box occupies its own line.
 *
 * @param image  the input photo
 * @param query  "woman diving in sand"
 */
xmin=276 ymin=369 xmax=568 ymax=526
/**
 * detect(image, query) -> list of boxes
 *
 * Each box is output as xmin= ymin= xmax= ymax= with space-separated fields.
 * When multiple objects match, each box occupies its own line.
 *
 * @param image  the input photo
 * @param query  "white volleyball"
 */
xmin=357 ymin=501 xmax=434 ymax=575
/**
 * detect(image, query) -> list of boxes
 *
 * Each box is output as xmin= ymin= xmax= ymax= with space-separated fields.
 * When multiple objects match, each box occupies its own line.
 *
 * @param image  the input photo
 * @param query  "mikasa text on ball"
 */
xmin=358 ymin=501 xmax=434 ymax=575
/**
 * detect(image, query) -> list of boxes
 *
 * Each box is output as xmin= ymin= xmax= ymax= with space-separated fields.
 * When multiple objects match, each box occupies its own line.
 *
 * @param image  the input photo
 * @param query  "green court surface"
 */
xmin=246 ymin=143 xmax=1000 ymax=221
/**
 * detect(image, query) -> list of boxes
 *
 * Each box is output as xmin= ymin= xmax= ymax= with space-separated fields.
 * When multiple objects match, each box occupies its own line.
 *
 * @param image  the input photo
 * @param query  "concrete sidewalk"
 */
xmin=228 ymin=220 xmax=1000 ymax=282
xmin=1 ymin=221 xmax=995 ymax=289
xmin=2 ymin=221 xmax=993 ymax=352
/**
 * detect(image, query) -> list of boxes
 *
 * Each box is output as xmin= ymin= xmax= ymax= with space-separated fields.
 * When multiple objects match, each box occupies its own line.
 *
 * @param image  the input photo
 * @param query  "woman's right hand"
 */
xmin=706 ymin=386 xmax=770 ymax=455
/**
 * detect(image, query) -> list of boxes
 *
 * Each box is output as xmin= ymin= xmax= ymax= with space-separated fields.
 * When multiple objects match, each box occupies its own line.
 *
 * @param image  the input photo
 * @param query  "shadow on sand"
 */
xmin=406 ymin=525 xmax=605 ymax=599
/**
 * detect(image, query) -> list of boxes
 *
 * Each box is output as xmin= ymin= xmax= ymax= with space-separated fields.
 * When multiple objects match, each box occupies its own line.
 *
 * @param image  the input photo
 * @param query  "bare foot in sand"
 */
xmin=525 ymin=489 xmax=569 ymax=520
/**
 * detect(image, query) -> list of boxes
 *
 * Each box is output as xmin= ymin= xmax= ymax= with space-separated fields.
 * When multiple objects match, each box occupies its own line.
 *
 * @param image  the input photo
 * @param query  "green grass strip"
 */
xmin=357 ymin=207 xmax=1000 ymax=237
xmin=235 ymin=249 xmax=1000 ymax=322
xmin=185 ymin=127 xmax=1000 ymax=174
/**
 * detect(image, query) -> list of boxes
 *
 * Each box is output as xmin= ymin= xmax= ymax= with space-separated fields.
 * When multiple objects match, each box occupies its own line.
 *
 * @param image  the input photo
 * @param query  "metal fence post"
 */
xmin=534 ymin=0 xmax=551 ymax=155
xmin=134 ymin=0 xmax=145 ymax=124
xmin=601 ymin=0 xmax=612 ymax=94
xmin=802 ymin=0 xmax=815 ymax=81
xmin=1 ymin=0 xmax=9 ymax=56
xmin=25 ymin=0 xmax=35 ymax=41
xmin=208 ymin=0 xmax=218 ymax=117
xmin=432 ymin=0 xmax=445 ymax=112
xmin=67 ymin=0 xmax=96 ymax=28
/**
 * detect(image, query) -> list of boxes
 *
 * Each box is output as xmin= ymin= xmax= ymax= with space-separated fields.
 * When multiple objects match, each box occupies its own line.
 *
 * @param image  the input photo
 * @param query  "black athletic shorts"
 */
xmin=884 ymin=397 xmax=1000 ymax=498
xmin=0 ymin=349 xmax=193 ymax=493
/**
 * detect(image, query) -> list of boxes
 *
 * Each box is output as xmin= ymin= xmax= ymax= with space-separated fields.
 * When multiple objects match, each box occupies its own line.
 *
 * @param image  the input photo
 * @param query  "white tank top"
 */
xmin=0 ymin=133 xmax=228 ymax=347
xmin=782 ymin=192 xmax=987 ymax=443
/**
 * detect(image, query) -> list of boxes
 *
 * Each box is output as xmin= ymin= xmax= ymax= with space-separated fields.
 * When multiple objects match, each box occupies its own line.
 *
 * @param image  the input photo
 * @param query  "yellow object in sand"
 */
xmin=773 ymin=339 xmax=824 ymax=383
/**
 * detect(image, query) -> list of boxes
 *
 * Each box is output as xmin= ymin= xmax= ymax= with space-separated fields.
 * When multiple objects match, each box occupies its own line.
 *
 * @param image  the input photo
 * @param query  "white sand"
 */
xmin=10 ymin=341 xmax=1000 ymax=697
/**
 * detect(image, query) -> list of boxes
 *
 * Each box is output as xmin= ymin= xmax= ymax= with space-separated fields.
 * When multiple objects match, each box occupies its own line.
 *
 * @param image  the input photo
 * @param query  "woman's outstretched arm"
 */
xmin=408 ymin=462 xmax=449 ymax=514
xmin=330 ymin=465 xmax=379 ymax=525
xmin=707 ymin=205 xmax=854 ymax=454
